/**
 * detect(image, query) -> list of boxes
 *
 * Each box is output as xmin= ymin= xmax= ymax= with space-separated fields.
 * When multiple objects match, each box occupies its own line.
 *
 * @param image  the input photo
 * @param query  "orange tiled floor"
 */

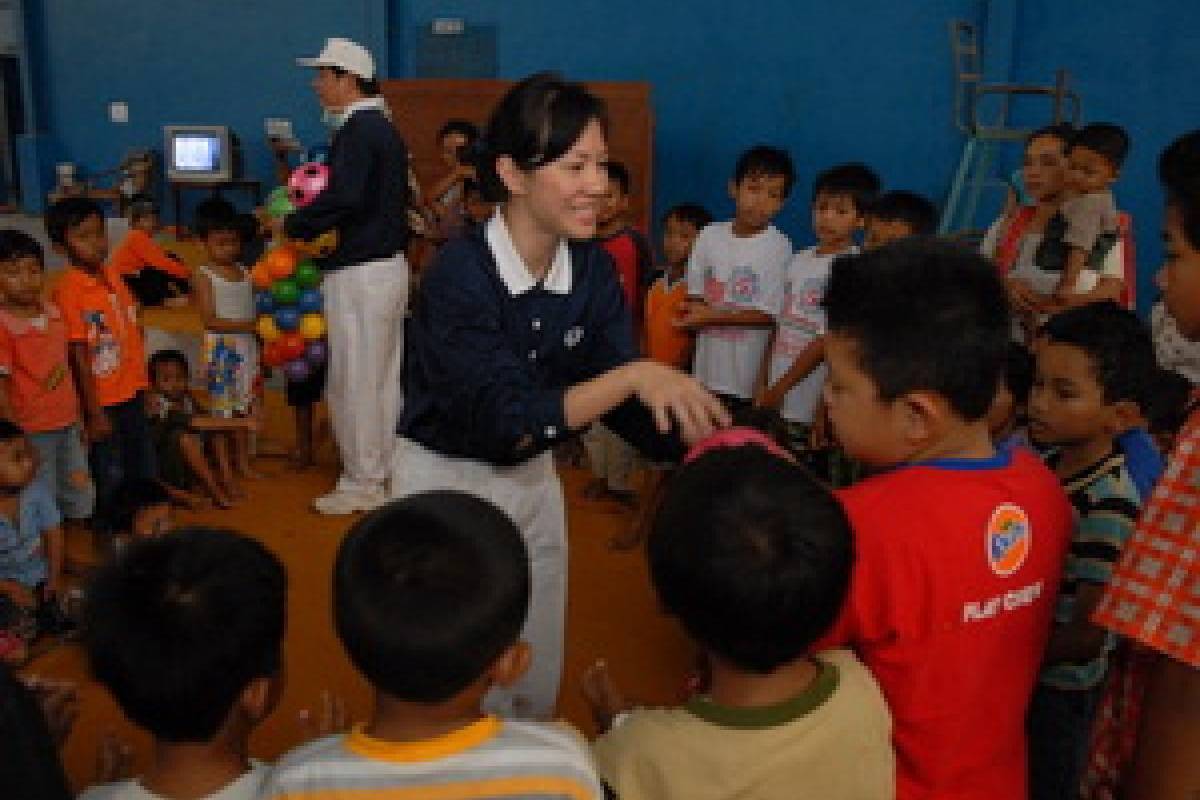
xmin=27 ymin=456 xmax=693 ymax=793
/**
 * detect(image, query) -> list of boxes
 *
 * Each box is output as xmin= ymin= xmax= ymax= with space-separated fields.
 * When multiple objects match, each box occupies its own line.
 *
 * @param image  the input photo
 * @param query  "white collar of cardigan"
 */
xmin=485 ymin=210 xmax=572 ymax=296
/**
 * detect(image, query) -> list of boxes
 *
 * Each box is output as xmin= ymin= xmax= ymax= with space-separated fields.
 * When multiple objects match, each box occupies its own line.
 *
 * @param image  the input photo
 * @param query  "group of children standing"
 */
xmin=0 ymin=193 xmax=266 ymax=663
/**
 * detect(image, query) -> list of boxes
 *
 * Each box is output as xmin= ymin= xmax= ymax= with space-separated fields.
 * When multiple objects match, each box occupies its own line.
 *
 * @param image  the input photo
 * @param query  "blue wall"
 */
xmin=1011 ymin=1 xmax=1200 ymax=311
xmin=396 ymin=0 xmax=984 ymax=246
xmin=22 ymin=0 xmax=385 ymax=219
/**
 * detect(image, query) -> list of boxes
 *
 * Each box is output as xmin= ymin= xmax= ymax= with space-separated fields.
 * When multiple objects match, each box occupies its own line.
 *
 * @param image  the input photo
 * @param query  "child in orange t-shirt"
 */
xmin=0 ymin=230 xmax=94 ymax=524
xmin=109 ymin=194 xmax=190 ymax=307
xmin=644 ymin=203 xmax=711 ymax=369
xmin=48 ymin=197 xmax=156 ymax=535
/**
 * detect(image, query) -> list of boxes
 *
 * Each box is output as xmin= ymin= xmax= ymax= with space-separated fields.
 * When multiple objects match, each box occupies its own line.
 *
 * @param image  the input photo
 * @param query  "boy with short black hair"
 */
xmin=756 ymin=162 xmax=880 ymax=438
xmin=680 ymin=145 xmax=795 ymax=413
xmin=816 ymin=239 xmax=1074 ymax=799
xmin=48 ymin=197 xmax=156 ymax=536
xmin=79 ymin=526 xmax=286 ymax=800
xmin=1025 ymin=301 xmax=1151 ymax=800
xmin=586 ymin=443 xmax=894 ymax=800
xmin=1047 ymin=123 xmax=1130 ymax=301
xmin=262 ymin=491 xmax=603 ymax=800
xmin=0 ymin=229 xmax=94 ymax=525
xmin=644 ymin=203 xmax=712 ymax=370
xmin=863 ymin=190 xmax=937 ymax=248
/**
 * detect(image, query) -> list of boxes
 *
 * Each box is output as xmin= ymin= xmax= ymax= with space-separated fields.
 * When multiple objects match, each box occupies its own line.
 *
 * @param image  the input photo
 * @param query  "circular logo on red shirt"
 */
xmin=986 ymin=503 xmax=1031 ymax=577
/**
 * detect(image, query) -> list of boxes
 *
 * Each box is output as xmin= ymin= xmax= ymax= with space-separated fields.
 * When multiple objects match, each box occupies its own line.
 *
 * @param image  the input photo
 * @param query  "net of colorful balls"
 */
xmin=253 ymin=152 xmax=336 ymax=384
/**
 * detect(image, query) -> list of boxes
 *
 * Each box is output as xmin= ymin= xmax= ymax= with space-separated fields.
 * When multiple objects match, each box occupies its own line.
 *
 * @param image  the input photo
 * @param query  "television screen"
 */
xmin=173 ymin=135 xmax=221 ymax=172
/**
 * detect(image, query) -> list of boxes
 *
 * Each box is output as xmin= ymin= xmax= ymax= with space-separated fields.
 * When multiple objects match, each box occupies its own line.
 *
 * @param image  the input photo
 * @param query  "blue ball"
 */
xmin=273 ymin=306 xmax=301 ymax=332
xmin=298 ymin=288 xmax=323 ymax=314
xmin=254 ymin=291 xmax=275 ymax=314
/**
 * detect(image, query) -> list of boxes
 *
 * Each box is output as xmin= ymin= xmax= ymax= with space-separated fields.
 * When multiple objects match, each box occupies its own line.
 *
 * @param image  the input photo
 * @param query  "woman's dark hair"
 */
xmin=1025 ymin=122 xmax=1075 ymax=151
xmin=330 ymin=66 xmax=379 ymax=97
xmin=474 ymin=72 xmax=608 ymax=202
xmin=1160 ymin=130 xmax=1200 ymax=250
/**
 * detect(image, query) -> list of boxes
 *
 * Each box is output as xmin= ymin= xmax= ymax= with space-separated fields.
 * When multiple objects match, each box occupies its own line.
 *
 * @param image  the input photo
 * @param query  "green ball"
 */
xmin=271 ymin=277 xmax=300 ymax=305
xmin=266 ymin=186 xmax=294 ymax=219
xmin=294 ymin=260 xmax=321 ymax=289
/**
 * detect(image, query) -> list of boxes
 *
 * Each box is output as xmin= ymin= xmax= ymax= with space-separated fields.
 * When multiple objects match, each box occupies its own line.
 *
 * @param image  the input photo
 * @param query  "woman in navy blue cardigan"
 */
xmin=392 ymin=73 xmax=728 ymax=718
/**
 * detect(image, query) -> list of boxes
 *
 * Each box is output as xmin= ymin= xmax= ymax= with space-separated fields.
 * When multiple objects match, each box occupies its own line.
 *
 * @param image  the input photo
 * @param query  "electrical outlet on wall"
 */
xmin=109 ymin=101 xmax=128 ymax=124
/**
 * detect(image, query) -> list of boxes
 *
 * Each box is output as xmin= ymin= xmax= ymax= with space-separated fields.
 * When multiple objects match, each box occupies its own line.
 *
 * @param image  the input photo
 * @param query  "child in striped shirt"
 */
xmin=262 ymin=492 xmax=604 ymax=800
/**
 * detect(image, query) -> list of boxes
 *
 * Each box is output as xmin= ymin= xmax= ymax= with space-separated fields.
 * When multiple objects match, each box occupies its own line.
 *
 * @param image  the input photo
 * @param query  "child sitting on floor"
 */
xmin=815 ymin=239 xmax=1074 ymax=799
xmin=586 ymin=439 xmax=894 ymax=800
xmin=0 ymin=230 xmax=94 ymax=530
xmin=108 ymin=194 xmax=191 ymax=307
xmin=0 ymin=419 xmax=69 ymax=645
xmin=79 ymin=526 xmax=286 ymax=800
xmin=145 ymin=350 xmax=253 ymax=508
xmin=262 ymin=492 xmax=604 ymax=800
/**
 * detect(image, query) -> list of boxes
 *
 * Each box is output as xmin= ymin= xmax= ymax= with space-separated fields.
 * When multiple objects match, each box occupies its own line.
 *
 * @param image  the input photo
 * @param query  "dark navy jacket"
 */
xmin=285 ymin=106 xmax=409 ymax=270
xmin=399 ymin=225 xmax=683 ymax=466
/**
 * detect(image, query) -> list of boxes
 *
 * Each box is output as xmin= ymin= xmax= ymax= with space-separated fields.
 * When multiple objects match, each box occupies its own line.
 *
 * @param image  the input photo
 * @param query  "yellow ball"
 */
xmin=256 ymin=315 xmax=281 ymax=343
xmin=299 ymin=313 xmax=326 ymax=340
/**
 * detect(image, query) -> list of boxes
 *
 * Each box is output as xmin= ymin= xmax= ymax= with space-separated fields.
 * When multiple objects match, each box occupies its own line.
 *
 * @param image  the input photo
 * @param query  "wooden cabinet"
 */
xmin=380 ymin=79 xmax=655 ymax=231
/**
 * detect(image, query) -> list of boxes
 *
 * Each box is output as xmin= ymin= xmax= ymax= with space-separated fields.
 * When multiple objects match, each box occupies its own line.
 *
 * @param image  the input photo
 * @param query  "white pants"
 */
xmin=324 ymin=254 xmax=408 ymax=495
xmin=389 ymin=436 xmax=566 ymax=719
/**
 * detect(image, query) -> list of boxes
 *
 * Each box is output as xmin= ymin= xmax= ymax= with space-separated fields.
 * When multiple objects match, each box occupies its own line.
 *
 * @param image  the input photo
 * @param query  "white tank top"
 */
xmin=199 ymin=265 xmax=254 ymax=323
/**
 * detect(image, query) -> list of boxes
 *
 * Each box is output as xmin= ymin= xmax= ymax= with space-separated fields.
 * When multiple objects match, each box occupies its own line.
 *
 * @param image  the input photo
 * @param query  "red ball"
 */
xmin=277 ymin=332 xmax=305 ymax=362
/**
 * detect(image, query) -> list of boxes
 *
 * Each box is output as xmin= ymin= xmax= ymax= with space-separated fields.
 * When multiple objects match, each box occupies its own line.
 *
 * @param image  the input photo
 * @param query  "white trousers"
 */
xmin=324 ymin=254 xmax=408 ymax=495
xmin=389 ymin=436 xmax=566 ymax=719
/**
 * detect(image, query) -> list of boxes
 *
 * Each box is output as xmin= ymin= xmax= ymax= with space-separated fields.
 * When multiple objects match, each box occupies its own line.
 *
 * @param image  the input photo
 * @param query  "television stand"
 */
xmin=170 ymin=179 xmax=262 ymax=230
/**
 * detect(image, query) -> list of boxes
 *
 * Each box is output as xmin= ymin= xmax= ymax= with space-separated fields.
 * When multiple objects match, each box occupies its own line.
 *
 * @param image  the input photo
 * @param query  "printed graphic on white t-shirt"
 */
xmin=686 ymin=221 xmax=792 ymax=399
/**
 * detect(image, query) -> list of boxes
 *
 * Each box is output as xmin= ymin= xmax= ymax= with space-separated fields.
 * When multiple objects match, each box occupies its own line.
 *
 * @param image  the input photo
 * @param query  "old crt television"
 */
xmin=164 ymin=125 xmax=233 ymax=183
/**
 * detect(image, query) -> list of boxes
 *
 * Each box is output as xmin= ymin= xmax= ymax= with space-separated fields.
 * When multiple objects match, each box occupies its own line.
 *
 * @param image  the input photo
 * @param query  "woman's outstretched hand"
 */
xmin=628 ymin=360 xmax=731 ymax=445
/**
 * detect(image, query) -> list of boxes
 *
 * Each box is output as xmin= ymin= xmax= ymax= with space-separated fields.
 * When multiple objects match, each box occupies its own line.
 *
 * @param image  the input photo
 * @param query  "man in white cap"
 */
xmin=290 ymin=37 xmax=410 ymax=514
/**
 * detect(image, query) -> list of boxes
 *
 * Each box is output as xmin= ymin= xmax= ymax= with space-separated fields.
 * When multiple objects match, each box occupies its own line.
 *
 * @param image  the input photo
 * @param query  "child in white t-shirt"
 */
xmin=756 ymin=163 xmax=879 ymax=437
xmin=679 ymin=146 xmax=795 ymax=411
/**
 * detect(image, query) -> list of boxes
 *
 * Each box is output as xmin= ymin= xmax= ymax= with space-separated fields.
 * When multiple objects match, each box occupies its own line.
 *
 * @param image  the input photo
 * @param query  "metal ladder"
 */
xmin=939 ymin=20 xmax=1081 ymax=236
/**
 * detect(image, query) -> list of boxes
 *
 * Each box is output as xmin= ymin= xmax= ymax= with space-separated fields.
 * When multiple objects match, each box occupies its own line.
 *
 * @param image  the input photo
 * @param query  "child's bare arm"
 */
xmin=68 ymin=342 xmax=110 ymax=441
xmin=0 ymin=375 xmax=15 ymax=421
xmin=676 ymin=300 xmax=773 ymax=330
xmin=41 ymin=525 xmax=64 ymax=596
xmin=0 ymin=578 xmax=34 ymax=607
xmin=752 ymin=327 xmax=779 ymax=400
xmin=1041 ymin=582 xmax=1109 ymax=665
xmin=757 ymin=337 xmax=825 ymax=410
xmin=1053 ymin=246 xmax=1088 ymax=300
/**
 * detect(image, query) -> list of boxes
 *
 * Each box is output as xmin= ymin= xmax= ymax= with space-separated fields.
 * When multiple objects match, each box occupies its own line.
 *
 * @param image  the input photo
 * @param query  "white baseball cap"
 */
xmin=297 ymin=37 xmax=375 ymax=80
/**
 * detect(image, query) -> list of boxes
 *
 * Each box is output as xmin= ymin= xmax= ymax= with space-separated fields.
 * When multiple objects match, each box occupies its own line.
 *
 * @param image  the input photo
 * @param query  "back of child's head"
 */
xmin=823 ymin=238 xmax=1009 ymax=421
xmin=605 ymin=160 xmax=631 ymax=196
xmin=665 ymin=202 xmax=713 ymax=233
xmin=648 ymin=445 xmax=851 ymax=673
xmin=1039 ymin=301 xmax=1157 ymax=406
xmin=1145 ymin=368 xmax=1193 ymax=439
xmin=1160 ymin=129 xmax=1200 ymax=250
xmin=734 ymin=145 xmax=795 ymax=197
xmin=867 ymin=190 xmax=938 ymax=236
xmin=0 ymin=662 xmax=72 ymax=800
xmin=111 ymin=478 xmax=171 ymax=536
xmin=0 ymin=418 xmax=24 ymax=443
xmin=812 ymin=162 xmax=881 ymax=214
xmin=1069 ymin=123 xmax=1130 ymax=170
xmin=44 ymin=197 xmax=103 ymax=247
xmin=148 ymin=348 xmax=189 ymax=383
xmin=1005 ymin=342 xmax=1035 ymax=406
xmin=126 ymin=194 xmax=158 ymax=225
xmin=193 ymin=197 xmax=240 ymax=239
xmin=82 ymin=527 xmax=286 ymax=743
xmin=439 ymin=118 xmax=479 ymax=144
xmin=0 ymin=230 xmax=44 ymax=266
xmin=334 ymin=491 xmax=530 ymax=702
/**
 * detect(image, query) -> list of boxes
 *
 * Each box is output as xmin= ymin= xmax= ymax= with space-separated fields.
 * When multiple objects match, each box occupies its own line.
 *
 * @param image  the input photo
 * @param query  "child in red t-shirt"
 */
xmin=0 ymin=230 xmax=94 ymax=525
xmin=596 ymin=161 xmax=653 ymax=327
xmin=815 ymin=240 xmax=1074 ymax=800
